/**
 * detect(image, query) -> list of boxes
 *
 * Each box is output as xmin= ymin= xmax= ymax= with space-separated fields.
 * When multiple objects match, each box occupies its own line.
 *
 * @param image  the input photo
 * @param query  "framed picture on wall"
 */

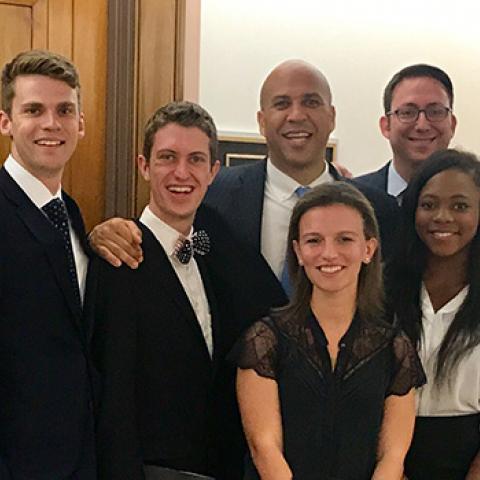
xmin=218 ymin=132 xmax=337 ymax=167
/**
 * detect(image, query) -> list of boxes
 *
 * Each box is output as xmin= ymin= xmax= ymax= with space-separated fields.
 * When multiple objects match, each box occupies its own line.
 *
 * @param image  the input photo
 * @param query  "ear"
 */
xmin=293 ymin=240 xmax=303 ymax=266
xmin=209 ymin=159 xmax=221 ymax=185
xmin=0 ymin=110 xmax=12 ymax=137
xmin=78 ymin=112 xmax=86 ymax=140
xmin=363 ymin=237 xmax=378 ymax=264
xmin=329 ymin=105 xmax=336 ymax=133
xmin=379 ymin=115 xmax=391 ymax=140
xmin=137 ymin=155 xmax=150 ymax=182
xmin=450 ymin=112 xmax=458 ymax=136
xmin=257 ymin=110 xmax=266 ymax=137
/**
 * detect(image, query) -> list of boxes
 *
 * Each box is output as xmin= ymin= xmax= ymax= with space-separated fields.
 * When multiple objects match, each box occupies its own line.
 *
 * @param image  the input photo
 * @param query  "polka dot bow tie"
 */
xmin=174 ymin=230 xmax=210 ymax=264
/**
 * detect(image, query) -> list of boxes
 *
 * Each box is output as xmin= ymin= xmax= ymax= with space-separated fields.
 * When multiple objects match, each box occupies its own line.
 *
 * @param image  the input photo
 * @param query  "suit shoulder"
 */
xmin=211 ymin=161 xmax=261 ymax=185
xmin=354 ymin=162 xmax=389 ymax=190
xmin=350 ymin=179 xmax=398 ymax=211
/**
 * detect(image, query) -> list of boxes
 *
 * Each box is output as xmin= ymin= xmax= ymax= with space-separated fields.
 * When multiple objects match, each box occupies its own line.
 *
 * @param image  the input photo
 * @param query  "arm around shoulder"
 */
xmin=89 ymin=217 xmax=143 ymax=269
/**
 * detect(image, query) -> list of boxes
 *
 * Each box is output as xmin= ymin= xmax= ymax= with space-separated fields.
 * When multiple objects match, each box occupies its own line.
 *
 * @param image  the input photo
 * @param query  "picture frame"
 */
xmin=218 ymin=132 xmax=337 ymax=167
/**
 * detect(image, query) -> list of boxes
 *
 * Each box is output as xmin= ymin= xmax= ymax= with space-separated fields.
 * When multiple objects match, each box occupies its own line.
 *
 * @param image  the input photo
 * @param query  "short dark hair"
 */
xmin=383 ymin=64 xmax=454 ymax=114
xmin=281 ymin=182 xmax=384 ymax=324
xmin=142 ymin=101 xmax=218 ymax=164
xmin=1 ymin=49 xmax=81 ymax=115
xmin=393 ymin=148 xmax=480 ymax=385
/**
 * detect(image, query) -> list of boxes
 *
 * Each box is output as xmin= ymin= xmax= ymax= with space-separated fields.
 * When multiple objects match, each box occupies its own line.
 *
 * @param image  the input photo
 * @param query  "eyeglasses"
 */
xmin=387 ymin=104 xmax=452 ymax=124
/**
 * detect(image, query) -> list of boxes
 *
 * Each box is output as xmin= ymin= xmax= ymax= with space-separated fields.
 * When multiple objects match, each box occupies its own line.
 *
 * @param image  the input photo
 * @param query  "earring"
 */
xmin=364 ymin=257 xmax=370 ymax=264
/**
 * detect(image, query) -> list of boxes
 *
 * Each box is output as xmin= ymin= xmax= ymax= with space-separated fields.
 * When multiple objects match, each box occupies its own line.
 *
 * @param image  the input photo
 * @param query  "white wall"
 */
xmin=199 ymin=0 xmax=480 ymax=175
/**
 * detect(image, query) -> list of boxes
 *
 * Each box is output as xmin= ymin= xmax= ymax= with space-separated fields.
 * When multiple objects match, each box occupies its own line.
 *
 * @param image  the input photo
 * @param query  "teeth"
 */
xmin=320 ymin=266 xmax=342 ymax=273
xmin=432 ymin=232 xmax=453 ymax=238
xmin=285 ymin=132 xmax=310 ymax=138
xmin=168 ymin=186 xmax=192 ymax=193
xmin=36 ymin=140 xmax=62 ymax=146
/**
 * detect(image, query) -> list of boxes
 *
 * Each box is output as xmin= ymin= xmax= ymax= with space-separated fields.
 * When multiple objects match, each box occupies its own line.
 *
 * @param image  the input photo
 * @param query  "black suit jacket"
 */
xmin=204 ymin=159 xmax=399 ymax=268
xmin=355 ymin=161 xmax=391 ymax=194
xmin=0 ymin=167 xmax=95 ymax=480
xmin=92 ymin=215 xmax=277 ymax=480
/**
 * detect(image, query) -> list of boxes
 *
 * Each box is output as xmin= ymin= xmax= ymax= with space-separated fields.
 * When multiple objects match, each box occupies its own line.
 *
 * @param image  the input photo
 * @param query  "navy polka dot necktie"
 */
xmin=42 ymin=198 xmax=82 ymax=308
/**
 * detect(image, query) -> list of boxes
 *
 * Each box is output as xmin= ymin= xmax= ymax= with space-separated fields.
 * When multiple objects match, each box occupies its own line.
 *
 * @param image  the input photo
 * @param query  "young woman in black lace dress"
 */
xmin=231 ymin=182 xmax=425 ymax=480
xmin=390 ymin=150 xmax=480 ymax=480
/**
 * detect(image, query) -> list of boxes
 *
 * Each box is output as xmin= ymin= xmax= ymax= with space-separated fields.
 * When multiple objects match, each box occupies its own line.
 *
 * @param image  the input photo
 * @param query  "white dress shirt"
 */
xmin=261 ymin=159 xmax=333 ymax=278
xmin=3 ymin=155 xmax=88 ymax=301
xmin=139 ymin=206 xmax=213 ymax=357
xmin=387 ymin=161 xmax=408 ymax=203
xmin=416 ymin=284 xmax=480 ymax=416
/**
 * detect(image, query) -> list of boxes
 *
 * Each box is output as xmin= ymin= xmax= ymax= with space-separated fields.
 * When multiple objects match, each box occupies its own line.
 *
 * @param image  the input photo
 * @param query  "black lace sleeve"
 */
xmin=387 ymin=330 xmax=426 ymax=396
xmin=229 ymin=318 xmax=279 ymax=380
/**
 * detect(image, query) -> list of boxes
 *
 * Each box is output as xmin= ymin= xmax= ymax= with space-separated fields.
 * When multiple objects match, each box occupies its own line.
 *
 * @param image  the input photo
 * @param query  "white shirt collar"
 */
xmin=421 ymin=283 xmax=469 ymax=317
xmin=3 ymin=154 xmax=62 ymax=207
xmin=265 ymin=158 xmax=333 ymax=201
xmin=387 ymin=161 xmax=408 ymax=199
xmin=139 ymin=205 xmax=193 ymax=258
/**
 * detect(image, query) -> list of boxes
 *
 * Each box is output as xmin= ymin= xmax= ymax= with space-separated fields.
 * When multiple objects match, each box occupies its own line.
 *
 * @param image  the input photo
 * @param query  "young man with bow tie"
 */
xmin=91 ymin=101 xmax=282 ymax=480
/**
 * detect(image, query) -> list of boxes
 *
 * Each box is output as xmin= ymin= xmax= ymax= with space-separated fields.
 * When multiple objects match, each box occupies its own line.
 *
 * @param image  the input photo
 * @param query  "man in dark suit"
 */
xmin=0 ymin=51 xmax=95 ymax=479
xmin=90 ymin=59 xmax=398 ymax=285
xmin=355 ymin=64 xmax=457 ymax=203
xmin=91 ymin=102 xmax=282 ymax=480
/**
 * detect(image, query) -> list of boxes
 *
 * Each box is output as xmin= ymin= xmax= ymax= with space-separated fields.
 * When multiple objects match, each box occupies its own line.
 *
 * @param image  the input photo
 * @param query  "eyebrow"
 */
xmin=20 ymin=101 xmax=77 ymax=109
xmin=302 ymin=230 xmax=360 ymax=236
xmin=154 ymin=149 xmax=208 ymax=157
xmin=420 ymin=193 xmax=470 ymax=199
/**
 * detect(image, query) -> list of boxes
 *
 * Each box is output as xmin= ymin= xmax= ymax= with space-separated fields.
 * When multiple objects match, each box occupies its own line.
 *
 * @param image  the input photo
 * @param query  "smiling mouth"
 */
xmin=318 ymin=265 xmax=343 ymax=273
xmin=409 ymin=137 xmax=436 ymax=143
xmin=282 ymin=131 xmax=312 ymax=144
xmin=430 ymin=231 xmax=455 ymax=238
xmin=34 ymin=139 xmax=65 ymax=146
xmin=167 ymin=185 xmax=193 ymax=194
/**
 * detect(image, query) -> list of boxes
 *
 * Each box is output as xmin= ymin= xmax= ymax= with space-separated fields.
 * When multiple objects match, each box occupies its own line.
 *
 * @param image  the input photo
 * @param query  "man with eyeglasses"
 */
xmin=356 ymin=64 xmax=457 ymax=202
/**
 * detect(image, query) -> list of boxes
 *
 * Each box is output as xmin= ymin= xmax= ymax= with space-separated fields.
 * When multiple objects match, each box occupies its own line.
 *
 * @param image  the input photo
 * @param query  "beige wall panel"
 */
xmin=68 ymin=0 xmax=108 ymax=230
xmin=135 ymin=0 xmax=177 ymax=214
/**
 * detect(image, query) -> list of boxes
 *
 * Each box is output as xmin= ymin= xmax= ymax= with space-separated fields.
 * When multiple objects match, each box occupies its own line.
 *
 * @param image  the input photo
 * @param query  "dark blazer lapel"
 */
xmin=233 ymin=160 xmax=266 ymax=252
xmin=328 ymin=161 xmax=343 ymax=181
xmin=64 ymin=191 xmax=90 ymax=256
xmin=195 ymin=255 xmax=221 ymax=366
xmin=139 ymin=223 xmax=213 ymax=363
xmin=0 ymin=169 xmax=83 ymax=324
xmin=378 ymin=162 xmax=390 ymax=192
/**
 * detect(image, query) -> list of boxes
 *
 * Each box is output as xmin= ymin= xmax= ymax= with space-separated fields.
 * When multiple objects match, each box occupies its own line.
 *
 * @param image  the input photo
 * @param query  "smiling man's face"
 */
xmin=0 ymin=74 xmax=84 ymax=185
xmin=137 ymin=123 xmax=220 ymax=235
xmin=257 ymin=61 xmax=335 ymax=181
xmin=380 ymin=76 xmax=456 ymax=181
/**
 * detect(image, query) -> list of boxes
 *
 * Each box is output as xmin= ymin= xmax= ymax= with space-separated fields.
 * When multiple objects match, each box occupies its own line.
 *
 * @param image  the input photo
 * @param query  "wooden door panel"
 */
xmin=0 ymin=2 xmax=35 ymax=163
xmin=0 ymin=0 xmax=107 ymax=230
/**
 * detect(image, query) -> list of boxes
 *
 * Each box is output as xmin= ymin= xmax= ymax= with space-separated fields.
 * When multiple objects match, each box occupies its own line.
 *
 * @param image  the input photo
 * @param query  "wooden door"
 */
xmin=0 ymin=0 xmax=107 ymax=230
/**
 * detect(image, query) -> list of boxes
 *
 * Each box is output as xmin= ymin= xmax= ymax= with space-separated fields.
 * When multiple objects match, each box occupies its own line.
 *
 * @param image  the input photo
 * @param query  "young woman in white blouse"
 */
xmin=391 ymin=149 xmax=480 ymax=479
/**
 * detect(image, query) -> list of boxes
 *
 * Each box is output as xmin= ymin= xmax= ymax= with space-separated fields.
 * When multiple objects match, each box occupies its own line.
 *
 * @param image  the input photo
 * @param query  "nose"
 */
xmin=414 ymin=110 xmax=431 ymax=130
xmin=321 ymin=238 xmax=339 ymax=260
xmin=42 ymin=110 xmax=61 ymax=130
xmin=433 ymin=206 xmax=453 ymax=223
xmin=286 ymin=102 xmax=307 ymax=122
xmin=173 ymin=159 xmax=190 ymax=179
